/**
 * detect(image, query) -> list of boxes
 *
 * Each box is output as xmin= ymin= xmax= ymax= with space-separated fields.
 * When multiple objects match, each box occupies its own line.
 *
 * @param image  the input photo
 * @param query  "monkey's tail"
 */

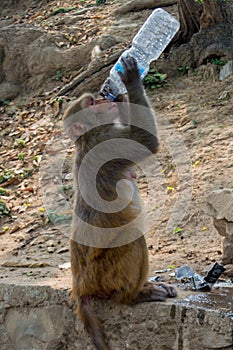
xmin=78 ymin=296 xmax=110 ymax=350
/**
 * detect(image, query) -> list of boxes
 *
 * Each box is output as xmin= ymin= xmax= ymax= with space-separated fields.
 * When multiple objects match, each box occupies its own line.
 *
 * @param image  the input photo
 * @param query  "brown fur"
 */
xmin=63 ymin=57 xmax=177 ymax=350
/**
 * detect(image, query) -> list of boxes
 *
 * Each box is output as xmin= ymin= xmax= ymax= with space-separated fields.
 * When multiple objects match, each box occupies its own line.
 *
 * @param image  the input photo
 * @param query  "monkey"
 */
xmin=63 ymin=56 xmax=177 ymax=350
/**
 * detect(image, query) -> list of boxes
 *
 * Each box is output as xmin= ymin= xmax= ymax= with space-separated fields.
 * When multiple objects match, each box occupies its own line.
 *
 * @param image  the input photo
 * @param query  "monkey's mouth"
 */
xmin=109 ymin=102 xmax=118 ymax=111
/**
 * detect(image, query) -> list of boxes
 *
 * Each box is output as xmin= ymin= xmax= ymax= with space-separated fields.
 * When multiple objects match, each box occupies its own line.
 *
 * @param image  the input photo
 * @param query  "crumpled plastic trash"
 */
xmin=175 ymin=262 xmax=226 ymax=291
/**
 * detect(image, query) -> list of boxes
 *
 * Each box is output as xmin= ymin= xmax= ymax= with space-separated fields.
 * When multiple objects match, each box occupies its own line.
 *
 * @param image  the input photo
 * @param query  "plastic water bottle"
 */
xmin=100 ymin=8 xmax=180 ymax=100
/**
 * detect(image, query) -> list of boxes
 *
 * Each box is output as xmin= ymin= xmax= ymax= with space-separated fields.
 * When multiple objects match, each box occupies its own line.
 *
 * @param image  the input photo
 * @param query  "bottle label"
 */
xmin=115 ymin=62 xmax=145 ymax=77
xmin=106 ymin=92 xmax=116 ymax=101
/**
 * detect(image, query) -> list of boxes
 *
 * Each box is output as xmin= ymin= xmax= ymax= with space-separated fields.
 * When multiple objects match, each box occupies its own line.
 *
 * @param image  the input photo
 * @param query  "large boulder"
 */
xmin=207 ymin=188 xmax=233 ymax=264
xmin=0 ymin=24 xmax=94 ymax=99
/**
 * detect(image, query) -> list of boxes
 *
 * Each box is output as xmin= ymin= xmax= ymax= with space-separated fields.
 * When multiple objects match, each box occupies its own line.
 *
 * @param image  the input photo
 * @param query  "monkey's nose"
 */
xmin=110 ymin=102 xmax=117 ymax=110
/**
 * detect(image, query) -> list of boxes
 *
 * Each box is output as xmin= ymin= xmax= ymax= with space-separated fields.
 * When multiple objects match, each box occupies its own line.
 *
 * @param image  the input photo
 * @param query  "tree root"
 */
xmin=114 ymin=0 xmax=177 ymax=16
xmin=56 ymin=50 xmax=123 ymax=97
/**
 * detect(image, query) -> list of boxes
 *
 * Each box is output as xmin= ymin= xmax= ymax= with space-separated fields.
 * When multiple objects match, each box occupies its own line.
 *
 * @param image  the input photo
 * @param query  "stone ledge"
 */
xmin=0 ymin=283 xmax=232 ymax=350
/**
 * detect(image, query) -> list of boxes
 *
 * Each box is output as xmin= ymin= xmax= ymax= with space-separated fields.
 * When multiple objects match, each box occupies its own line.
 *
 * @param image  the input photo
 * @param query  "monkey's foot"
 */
xmin=135 ymin=284 xmax=171 ymax=303
xmin=156 ymin=283 xmax=177 ymax=298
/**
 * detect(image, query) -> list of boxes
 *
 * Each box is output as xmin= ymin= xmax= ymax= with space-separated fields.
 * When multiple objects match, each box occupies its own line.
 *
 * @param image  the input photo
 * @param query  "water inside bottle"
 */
xmin=115 ymin=61 xmax=145 ymax=77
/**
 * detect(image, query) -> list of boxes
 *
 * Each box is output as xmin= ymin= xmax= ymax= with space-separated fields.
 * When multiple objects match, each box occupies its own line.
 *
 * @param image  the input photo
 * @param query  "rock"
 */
xmin=45 ymin=240 xmax=56 ymax=248
xmin=47 ymin=247 xmax=56 ymax=253
xmin=213 ymin=218 xmax=233 ymax=238
xmin=58 ymin=262 xmax=71 ymax=269
xmin=207 ymin=188 xmax=233 ymax=265
xmin=0 ymin=25 xmax=94 ymax=98
xmin=222 ymin=238 xmax=233 ymax=264
xmin=30 ymin=236 xmax=46 ymax=246
xmin=0 ymin=82 xmax=20 ymax=100
xmin=65 ymin=173 xmax=73 ymax=181
xmin=0 ymin=19 xmax=14 ymax=27
xmin=97 ymin=34 xmax=119 ymax=51
xmin=220 ymin=61 xmax=233 ymax=81
xmin=57 ymin=247 xmax=69 ymax=254
xmin=5 ymin=306 xmax=66 ymax=349
xmin=146 ymin=320 xmax=158 ymax=331
xmin=207 ymin=188 xmax=233 ymax=222
xmin=90 ymin=34 xmax=119 ymax=61
xmin=224 ymin=264 xmax=233 ymax=276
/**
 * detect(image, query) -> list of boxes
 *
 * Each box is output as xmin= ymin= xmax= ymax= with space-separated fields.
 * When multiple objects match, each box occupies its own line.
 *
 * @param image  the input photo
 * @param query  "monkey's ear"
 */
xmin=81 ymin=94 xmax=95 ymax=108
xmin=63 ymin=119 xmax=89 ymax=141
xmin=67 ymin=122 xmax=87 ymax=141
xmin=63 ymin=111 xmax=97 ymax=142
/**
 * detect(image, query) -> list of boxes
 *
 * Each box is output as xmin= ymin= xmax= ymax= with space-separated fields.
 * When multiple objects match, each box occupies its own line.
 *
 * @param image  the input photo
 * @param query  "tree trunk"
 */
xmin=176 ymin=0 xmax=202 ymax=43
xmin=161 ymin=0 xmax=233 ymax=71
xmin=200 ymin=0 xmax=233 ymax=29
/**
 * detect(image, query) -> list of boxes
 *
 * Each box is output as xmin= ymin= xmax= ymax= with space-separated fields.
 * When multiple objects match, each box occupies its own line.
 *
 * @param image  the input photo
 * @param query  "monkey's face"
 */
xmin=63 ymin=94 xmax=121 ymax=142
xmin=87 ymin=97 xmax=119 ymax=121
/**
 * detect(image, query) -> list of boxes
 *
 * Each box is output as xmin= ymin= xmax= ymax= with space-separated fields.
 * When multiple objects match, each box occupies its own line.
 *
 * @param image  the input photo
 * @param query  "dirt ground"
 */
xmin=0 ymin=0 xmax=233 ymax=290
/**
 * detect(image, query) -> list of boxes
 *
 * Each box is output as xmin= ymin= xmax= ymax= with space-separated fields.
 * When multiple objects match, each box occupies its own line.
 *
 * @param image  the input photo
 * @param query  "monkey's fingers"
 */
xmin=135 ymin=285 xmax=168 ymax=303
xmin=118 ymin=56 xmax=140 ymax=86
xmin=157 ymin=283 xmax=177 ymax=298
xmin=128 ymin=56 xmax=138 ymax=71
xmin=121 ymin=56 xmax=136 ymax=74
xmin=117 ymin=70 xmax=125 ymax=82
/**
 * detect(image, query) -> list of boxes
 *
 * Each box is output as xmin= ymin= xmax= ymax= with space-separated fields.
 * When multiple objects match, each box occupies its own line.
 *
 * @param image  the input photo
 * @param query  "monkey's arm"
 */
xmin=118 ymin=57 xmax=158 ymax=154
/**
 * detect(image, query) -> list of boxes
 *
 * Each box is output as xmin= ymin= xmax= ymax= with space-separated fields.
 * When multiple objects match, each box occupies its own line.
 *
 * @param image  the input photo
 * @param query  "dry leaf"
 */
xmin=9 ymin=225 xmax=21 ymax=234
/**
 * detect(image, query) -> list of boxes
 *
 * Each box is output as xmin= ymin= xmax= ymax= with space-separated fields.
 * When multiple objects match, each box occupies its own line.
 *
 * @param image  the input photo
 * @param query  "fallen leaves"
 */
xmin=8 ymin=225 xmax=21 ymax=234
xmin=0 ymin=99 xmax=60 ymax=241
xmin=0 ymin=226 xmax=9 ymax=235
xmin=193 ymin=160 xmax=200 ymax=167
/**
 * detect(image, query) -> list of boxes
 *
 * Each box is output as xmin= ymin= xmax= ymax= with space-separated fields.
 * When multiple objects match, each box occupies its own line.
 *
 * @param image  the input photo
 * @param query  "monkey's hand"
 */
xmin=118 ymin=56 xmax=142 ymax=93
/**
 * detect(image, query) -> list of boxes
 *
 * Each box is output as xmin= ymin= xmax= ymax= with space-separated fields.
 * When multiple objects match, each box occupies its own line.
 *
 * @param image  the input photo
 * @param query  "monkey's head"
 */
xmin=63 ymin=93 xmax=122 ymax=142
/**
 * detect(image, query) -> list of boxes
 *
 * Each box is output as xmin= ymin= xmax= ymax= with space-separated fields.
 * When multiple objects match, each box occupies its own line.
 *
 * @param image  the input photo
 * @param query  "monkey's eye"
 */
xmin=83 ymin=96 xmax=95 ymax=108
xmin=90 ymin=98 xmax=95 ymax=106
xmin=87 ymin=97 xmax=95 ymax=107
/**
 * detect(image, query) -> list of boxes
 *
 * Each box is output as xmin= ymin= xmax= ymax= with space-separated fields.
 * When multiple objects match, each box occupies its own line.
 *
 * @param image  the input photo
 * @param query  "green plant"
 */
xmin=47 ymin=209 xmax=72 ymax=223
xmin=0 ymin=188 xmax=6 ymax=195
xmin=172 ymin=227 xmax=182 ymax=234
xmin=14 ymin=138 xmax=26 ymax=148
xmin=0 ymin=99 xmax=10 ymax=107
xmin=178 ymin=65 xmax=191 ymax=75
xmin=50 ymin=6 xmax=77 ymax=16
xmin=0 ymin=200 xmax=10 ymax=217
xmin=52 ymin=96 xmax=64 ymax=106
xmin=54 ymin=70 xmax=63 ymax=81
xmin=18 ymin=152 xmax=25 ymax=161
xmin=143 ymin=69 xmax=167 ymax=89
xmin=206 ymin=58 xmax=227 ymax=71
xmin=0 ymin=170 xmax=14 ymax=184
xmin=57 ymin=184 xmax=73 ymax=193
xmin=33 ymin=155 xmax=40 ymax=161
xmin=96 ymin=0 xmax=106 ymax=4
xmin=22 ymin=168 xmax=34 ymax=178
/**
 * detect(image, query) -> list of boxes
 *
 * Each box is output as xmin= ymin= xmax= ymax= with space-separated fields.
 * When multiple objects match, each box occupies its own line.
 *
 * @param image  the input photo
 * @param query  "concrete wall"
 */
xmin=0 ymin=283 xmax=232 ymax=350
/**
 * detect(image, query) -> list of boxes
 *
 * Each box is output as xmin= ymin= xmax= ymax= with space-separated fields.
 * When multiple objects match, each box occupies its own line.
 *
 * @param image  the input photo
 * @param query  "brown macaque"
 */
xmin=63 ymin=57 xmax=177 ymax=350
